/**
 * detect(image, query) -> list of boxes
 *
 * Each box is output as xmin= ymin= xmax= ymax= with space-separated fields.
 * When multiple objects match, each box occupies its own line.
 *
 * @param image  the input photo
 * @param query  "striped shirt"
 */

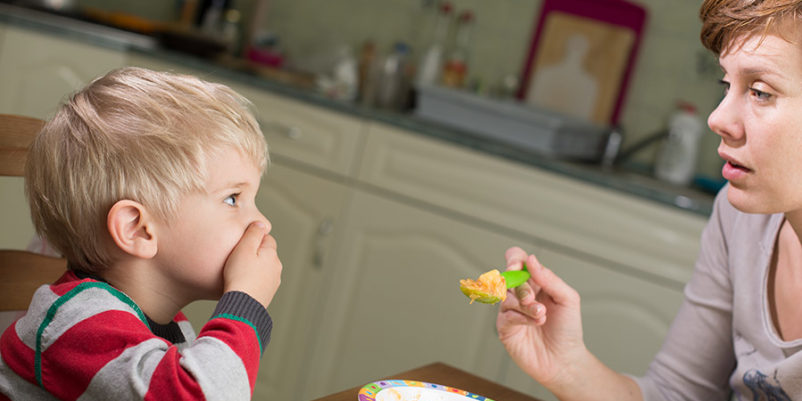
xmin=0 ymin=271 xmax=272 ymax=400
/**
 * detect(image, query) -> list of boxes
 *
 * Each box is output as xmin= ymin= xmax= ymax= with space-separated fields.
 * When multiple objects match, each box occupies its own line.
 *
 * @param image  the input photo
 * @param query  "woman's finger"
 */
xmin=505 ymin=246 xmax=529 ymax=270
xmin=530 ymin=262 xmax=580 ymax=308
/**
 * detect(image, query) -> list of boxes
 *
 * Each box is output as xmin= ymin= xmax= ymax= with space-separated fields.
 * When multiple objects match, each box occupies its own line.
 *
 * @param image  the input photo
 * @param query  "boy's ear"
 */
xmin=107 ymin=200 xmax=158 ymax=259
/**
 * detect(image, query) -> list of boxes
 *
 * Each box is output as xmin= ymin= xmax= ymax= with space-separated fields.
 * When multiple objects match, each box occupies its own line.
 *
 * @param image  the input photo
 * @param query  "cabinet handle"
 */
xmin=258 ymin=119 xmax=303 ymax=140
xmin=313 ymin=218 xmax=334 ymax=269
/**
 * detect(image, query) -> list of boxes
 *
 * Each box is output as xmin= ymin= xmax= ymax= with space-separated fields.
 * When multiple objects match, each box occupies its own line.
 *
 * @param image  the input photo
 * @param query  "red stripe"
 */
xmin=49 ymin=271 xmax=96 ymax=296
xmin=200 ymin=318 xmax=261 ymax=390
xmin=0 ymin=321 xmax=37 ymax=385
xmin=144 ymin=347 xmax=205 ymax=400
xmin=174 ymin=311 xmax=188 ymax=323
xmin=41 ymin=310 xmax=158 ymax=401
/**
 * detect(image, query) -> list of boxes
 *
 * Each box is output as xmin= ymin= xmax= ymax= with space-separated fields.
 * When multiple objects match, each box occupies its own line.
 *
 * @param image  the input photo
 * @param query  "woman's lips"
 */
xmin=721 ymin=160 xmax=751 ymax=181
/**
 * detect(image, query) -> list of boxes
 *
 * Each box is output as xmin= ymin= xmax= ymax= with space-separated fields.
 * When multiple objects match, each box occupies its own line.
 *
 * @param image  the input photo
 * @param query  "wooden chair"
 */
xmin=0 ymin=114 xmax=67 ymax=316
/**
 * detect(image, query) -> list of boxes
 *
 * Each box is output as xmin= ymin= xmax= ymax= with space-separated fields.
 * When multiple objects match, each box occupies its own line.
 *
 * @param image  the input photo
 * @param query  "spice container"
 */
xmin=441 ymin=10 xmax=474 ymax=88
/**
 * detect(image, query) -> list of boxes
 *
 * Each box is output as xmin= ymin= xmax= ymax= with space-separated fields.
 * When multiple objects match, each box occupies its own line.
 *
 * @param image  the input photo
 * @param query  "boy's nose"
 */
xmin=254 ymin=211 xmax=271 ymax=233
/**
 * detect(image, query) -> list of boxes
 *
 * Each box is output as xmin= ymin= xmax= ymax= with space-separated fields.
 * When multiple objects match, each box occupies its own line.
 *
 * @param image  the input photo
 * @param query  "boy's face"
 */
xmin=153 ymin=146 xmax=268 ymax=301
xmin=708 ymin=28 xmax=802 ymax=214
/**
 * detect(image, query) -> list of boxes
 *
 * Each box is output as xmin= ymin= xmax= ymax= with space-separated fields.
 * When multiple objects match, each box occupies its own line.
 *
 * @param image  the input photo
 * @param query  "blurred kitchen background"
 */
xmin=0 ymin=1 xmax=724 ymax=400
xmin=9 ymin=0 xmax=724 ymax=186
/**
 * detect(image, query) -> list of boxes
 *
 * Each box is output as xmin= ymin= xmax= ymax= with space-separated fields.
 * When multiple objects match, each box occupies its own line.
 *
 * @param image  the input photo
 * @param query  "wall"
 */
xmin=75 ymin=0 xmax=725 ymax=180
xmin=257 ymin=0 xmax=724 ymax=180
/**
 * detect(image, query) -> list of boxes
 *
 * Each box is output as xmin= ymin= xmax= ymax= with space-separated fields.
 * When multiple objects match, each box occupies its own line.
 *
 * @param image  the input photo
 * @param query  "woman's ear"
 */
xmin=107 ymin=200 xmax=158 ymax=259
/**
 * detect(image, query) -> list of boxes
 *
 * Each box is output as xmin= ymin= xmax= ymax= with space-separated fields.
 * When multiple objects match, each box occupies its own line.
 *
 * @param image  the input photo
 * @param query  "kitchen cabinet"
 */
xmin=299 ymin=189 xmax=527 ymax=400
xmin=357 ymin=123 xmax=706 ymax=288
xmin=0 ymin=24 xmax=126 ymax=119
xmin=231 ymin=84 xmax=367 ymax=178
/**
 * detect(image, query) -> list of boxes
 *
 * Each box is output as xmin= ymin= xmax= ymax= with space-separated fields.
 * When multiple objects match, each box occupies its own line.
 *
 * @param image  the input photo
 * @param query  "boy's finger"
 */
xmin=236 ymin=221 xmax=268 ymax=252
xmin=258 ymin=234 xmax=277 ymax=254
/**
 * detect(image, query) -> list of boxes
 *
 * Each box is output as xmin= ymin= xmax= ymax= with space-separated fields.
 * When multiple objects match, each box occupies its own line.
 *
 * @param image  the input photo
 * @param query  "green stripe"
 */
xmin=211 ymin=313 xmax=263 ymax=353
xmin=35 ymin=282 xmax=149 ymax=387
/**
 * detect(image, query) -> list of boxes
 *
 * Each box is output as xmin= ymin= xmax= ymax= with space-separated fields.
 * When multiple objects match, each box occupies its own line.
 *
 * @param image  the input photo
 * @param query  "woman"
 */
xmin=498 ymin=1 xmax=802 ymax=400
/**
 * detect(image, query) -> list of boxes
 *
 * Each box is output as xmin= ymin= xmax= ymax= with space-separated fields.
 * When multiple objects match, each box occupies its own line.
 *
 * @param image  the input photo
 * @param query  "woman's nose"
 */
xmin=707 ymin=93 xmax=743 ymax=142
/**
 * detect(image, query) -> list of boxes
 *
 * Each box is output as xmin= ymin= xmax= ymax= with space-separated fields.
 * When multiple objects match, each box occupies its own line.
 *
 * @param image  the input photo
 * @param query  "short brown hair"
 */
xmin=700 ymin=0 xmax=802 ymax=55
xmin=25 ymin=67 xmax=268 ymax=273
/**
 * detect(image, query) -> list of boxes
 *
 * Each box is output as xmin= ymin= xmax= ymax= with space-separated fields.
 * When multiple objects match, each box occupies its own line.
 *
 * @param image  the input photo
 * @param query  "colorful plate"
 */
xmin=358 ymin=379 xmax=495 ymax=401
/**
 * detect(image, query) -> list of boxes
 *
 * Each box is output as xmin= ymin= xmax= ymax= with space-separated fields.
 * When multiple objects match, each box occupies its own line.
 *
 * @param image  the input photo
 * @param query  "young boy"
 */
xmin=0 ymin=67 xmax=282 ymax=400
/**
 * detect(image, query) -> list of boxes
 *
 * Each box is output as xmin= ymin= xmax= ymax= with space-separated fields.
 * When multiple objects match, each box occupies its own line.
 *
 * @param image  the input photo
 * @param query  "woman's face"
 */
xmin=708 ymin=30 xmax=802 ymax=214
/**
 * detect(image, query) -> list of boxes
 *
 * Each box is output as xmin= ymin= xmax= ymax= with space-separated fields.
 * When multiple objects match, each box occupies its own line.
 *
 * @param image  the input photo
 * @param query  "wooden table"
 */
xmin=311 ymin=362 xmax=544 ymax=401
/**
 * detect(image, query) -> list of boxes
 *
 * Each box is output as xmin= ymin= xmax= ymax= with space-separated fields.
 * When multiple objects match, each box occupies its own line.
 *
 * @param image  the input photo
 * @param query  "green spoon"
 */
xmin=460 ymin=266 xmax=531 ymax=304
xmin=501 ymin=269 xmax=531 ymax=288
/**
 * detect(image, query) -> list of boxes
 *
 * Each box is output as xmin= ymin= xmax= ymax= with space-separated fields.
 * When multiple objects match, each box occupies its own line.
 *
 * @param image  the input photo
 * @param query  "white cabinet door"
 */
xmin=498 ymin=247 xmax=685 ymax=401
xmin=299 ymin=189 xmax=529 ymax=400
xmin=183 ymin=162 xmax=351 ymax=401
xmin=0 ymin=25 xmax=126 ymax=119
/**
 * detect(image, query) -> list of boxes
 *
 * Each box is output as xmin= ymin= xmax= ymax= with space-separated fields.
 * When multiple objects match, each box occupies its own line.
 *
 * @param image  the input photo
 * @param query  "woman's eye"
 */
xmin=750 ymin=87 xmax=771 ymax=101
xmin=718 ymin=79 xmax=730 ymax=94
xmin=224 ymin=194 xmax=238 ymax=206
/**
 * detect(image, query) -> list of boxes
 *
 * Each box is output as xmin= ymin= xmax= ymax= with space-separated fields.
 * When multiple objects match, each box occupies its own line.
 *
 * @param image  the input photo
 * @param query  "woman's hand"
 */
xmin=496 ymin=247 xmax=587 ymax=389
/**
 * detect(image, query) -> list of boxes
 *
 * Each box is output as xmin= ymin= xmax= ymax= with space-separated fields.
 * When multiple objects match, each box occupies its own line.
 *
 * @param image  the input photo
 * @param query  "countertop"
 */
xmin=0 ymin=2 xmax=716 ymax=216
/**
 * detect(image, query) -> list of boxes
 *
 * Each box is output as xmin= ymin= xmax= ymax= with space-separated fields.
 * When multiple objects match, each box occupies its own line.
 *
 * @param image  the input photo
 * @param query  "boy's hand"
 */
xmin=223 ymin=221 xmax=282 ymax=309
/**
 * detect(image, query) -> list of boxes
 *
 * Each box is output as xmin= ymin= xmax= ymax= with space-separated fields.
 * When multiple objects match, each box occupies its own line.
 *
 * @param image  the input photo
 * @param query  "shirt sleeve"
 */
xmin=634 ymin=187 xmax=736 ymax=401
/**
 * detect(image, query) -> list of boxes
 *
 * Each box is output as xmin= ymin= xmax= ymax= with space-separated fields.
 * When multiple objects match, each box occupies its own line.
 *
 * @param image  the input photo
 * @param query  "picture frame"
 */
xmin=516 ymin=0 xmax=646 ymax=126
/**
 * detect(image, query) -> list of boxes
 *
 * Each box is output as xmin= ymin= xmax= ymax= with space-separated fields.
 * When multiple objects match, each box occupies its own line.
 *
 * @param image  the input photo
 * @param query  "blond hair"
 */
xmin=25 ymin=67 xmax=268 ymax=273
xmin=700 ymin=0 xmax=802 ymax=55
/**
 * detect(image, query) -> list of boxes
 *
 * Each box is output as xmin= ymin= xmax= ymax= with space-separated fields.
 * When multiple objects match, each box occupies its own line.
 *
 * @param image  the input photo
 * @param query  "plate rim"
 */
xmin=357 ymin=379 xmax=494 ymax=401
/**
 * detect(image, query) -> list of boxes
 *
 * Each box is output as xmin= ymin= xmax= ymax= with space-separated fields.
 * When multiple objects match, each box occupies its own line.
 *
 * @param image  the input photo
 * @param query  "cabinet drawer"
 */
xmin=229 ymin=85 xmax=366 ymax=177
xmin=126 ymin=54 xmax=367 ymax=177
xmin=358 ymin=122 xmax=707 ymax=286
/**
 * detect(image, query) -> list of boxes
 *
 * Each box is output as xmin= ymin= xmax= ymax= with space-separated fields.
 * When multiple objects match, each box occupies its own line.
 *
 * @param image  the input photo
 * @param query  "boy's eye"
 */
xmin=224 ymin=194 xmax=239 ymax=206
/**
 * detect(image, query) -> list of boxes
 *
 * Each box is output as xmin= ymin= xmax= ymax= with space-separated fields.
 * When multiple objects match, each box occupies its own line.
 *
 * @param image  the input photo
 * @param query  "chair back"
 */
xmin=0 ymin=114 xmax=66 ymax=313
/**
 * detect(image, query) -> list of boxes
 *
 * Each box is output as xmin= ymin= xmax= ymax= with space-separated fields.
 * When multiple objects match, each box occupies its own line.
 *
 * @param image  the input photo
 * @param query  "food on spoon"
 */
xmin=459 ymin=269 xmax=507 ymax=304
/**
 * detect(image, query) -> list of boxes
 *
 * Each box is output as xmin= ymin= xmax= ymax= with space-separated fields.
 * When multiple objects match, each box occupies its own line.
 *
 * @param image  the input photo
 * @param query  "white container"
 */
xmin=654 ymin=103 xmax=704 ymax=186
xmin=416 ymin=1 xmax=452 ymax=87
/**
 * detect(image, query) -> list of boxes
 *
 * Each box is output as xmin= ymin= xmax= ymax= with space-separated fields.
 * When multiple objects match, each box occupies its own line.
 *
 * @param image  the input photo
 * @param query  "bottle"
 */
xmin=199 ymin=0 xmax=228 ymax=35
xmin=221 ymin=8 xmax=242 ymax=56
xmin=654 ymin=102 xmax=704 ymax=186
xmin=441 ymin=9 xmax=474 ymax=88
xmin=332 ymin=45 xmax=359 ymax=102
xmin=376 ymin=42 xmax=412 ymax=110
xmin=416 ymin=1 xmax=453 ymax=88
xmin=358 ymin=41 xmax=377 ymax=103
